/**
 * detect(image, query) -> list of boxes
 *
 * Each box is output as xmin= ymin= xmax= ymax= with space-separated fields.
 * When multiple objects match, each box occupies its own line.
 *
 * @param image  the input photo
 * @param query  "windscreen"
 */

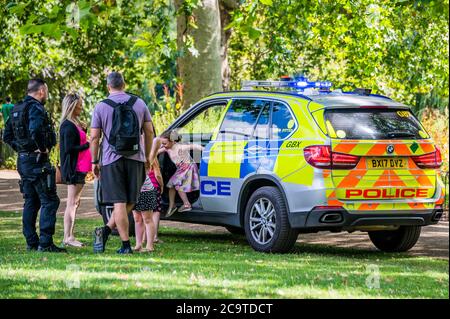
xmin=324 ymin=109 xmax=429 ymax=140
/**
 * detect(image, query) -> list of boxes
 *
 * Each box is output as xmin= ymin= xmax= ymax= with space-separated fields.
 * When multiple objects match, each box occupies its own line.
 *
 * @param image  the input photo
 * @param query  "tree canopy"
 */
xmin=0 ymin=0 xmax=448 ymax=116
xmin=228 ymin=0 xmax=449 ymax=108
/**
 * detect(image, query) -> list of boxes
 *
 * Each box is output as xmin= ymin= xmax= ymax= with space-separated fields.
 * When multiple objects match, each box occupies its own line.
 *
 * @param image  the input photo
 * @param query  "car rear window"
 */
xmin=324 ymin=109 xmax=429 ymax=140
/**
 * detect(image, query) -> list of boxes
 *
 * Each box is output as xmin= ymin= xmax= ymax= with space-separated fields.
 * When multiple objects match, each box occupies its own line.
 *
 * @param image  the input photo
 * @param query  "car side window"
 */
xmin=177 ymin=103 xmax=227 ymax=143
xmin=253 ymin=105 xmax=270 ymax=139
xmin=218 ymin=99 xmax=270 ymax=141
xmin=271 ymin=102 xmax=295 ymax=140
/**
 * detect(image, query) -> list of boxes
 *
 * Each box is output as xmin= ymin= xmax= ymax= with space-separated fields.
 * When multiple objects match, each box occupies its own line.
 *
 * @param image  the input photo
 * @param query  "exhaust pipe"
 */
xmin=432 ymin=210 xmax=443 ymax=222
xmin=320 ymin=212 xmax=343 ymax=224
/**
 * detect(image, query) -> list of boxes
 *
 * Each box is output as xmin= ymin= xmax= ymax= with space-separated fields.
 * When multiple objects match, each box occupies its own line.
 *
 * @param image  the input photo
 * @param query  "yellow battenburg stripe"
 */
xmin=325 ymin=120 xmax=337 ymax=138
xmin=328 ymin=141 xmax=438 ymax=210
xmin=311 ymin=109 xmax=327 ymax=134
xmin=332 ymin=139 xmax=434 ymax=156
xmin=274 ymin=139 xmax=307 ymax=181
xmin=207 ymin=141 xmax=247 ymax=178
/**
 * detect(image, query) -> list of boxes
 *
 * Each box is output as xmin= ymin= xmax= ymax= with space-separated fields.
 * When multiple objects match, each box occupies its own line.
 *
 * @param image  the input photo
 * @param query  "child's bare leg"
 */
xmin=168 ymin=187 xmax=176 ymax=210
xmin=153 ymin=211 xmax=161 ymax=242
xmin=142 ymin=211 xmax=155 ymax=251
xmin=177 ymin=190 xmax=191 ymax=208
xmin=133 ymin=211 xmax=144 ymax=251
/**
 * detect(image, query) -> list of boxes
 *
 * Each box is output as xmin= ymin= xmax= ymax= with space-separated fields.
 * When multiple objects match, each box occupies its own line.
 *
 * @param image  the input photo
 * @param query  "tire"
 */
xmin=99 ymin=205 xmax=135 ymax=237
xmin=225 ymin=226 xmax=245 ymax=236
xmin=244 ymin=186 xmax=298 ymax=253
xmin=368 ymin=226 xmax=421 ymax=252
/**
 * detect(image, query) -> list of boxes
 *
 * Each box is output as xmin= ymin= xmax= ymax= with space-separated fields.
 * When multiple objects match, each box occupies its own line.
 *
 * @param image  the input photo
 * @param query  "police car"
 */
xmin=98 ymin=76 xmax=446 ymax=253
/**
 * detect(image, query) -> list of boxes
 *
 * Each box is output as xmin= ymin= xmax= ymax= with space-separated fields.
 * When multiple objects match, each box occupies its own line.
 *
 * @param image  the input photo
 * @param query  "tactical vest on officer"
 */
xmin=9 ymin=97 xmax=56 ymax=153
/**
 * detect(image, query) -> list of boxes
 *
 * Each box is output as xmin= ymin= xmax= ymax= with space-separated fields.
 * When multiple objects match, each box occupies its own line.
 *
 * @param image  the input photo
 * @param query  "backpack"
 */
xmin=102 ymin=95 xmax=140 ymax=156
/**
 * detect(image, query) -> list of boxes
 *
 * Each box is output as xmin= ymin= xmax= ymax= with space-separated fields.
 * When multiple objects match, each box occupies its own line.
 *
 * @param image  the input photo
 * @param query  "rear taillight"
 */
xmin=304 ymin=145 xmax=360 ymax=169
xmin=304 ymin=145 xmax=331 ymax=168
xmin=332 ymin=152 xmax=361 ymax=169
xmin=412 ymin=147 xmax=442 ymax=169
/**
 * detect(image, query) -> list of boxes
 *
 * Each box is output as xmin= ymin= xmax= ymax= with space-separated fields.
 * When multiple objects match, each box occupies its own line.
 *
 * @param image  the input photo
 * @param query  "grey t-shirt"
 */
xmin=91 ymin=92 xmax=152 ymax=166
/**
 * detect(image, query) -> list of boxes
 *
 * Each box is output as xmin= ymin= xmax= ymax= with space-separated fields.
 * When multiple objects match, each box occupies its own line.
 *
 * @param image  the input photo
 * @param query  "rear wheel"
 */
xmin=368 ymin=226 xmax=421 ymax=252
xmin=244 ymin=186 xmax=298 ymax=253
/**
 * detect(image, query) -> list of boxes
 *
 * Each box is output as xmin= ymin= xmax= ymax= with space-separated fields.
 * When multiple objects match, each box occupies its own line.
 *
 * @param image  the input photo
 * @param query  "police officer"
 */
xmin=3 ymin=79 xmax=66 ymax=252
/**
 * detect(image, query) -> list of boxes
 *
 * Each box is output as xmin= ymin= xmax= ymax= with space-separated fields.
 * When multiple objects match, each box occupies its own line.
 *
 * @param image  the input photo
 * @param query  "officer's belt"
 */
xmin=18 ymin=151 xmax=43 ymax=157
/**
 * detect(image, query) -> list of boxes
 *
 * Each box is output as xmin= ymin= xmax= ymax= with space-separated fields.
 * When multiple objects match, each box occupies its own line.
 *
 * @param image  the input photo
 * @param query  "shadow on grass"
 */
xmin=158 ymin=229 xmax=419 ymax=261
xmin=0 ymin=210 xmax=448 ymax=299
xmin=0 ymin=211 xmax=435 ymax=263
xmin=0 ymin=277 xmax=235 ymax=299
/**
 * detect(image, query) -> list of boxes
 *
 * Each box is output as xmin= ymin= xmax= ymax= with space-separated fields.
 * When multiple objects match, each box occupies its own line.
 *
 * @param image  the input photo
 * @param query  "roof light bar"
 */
xmin=241 ymin=76 xmax=332 ymax=91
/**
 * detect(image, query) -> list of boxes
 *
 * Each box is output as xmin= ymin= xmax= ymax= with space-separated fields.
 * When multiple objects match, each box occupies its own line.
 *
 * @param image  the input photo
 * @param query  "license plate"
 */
xmin=367 ymin=157 xmax=407 ymax=169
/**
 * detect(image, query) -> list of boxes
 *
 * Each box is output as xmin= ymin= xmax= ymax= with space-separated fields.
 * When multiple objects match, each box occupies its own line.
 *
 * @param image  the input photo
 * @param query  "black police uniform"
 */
xmin=3 ymin=95 xmax=60 ymax=249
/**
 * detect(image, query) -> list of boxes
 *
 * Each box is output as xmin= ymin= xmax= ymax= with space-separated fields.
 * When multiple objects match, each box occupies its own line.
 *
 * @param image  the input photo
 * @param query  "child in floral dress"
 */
xmin=156 ymin=130 xmax=203 ymax=216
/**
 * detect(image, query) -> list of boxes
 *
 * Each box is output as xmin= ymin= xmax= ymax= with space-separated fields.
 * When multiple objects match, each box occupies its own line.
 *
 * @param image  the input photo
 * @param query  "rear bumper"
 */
xmin=289 ymin=206 xmax=444 ymax=230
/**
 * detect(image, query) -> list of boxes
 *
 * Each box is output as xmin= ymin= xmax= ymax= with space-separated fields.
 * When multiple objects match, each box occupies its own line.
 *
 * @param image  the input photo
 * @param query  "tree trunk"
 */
xmin=219 ymin=0 xmax=239 ymax=91
xmin=176 ymin=0 xmax=223 ymax=109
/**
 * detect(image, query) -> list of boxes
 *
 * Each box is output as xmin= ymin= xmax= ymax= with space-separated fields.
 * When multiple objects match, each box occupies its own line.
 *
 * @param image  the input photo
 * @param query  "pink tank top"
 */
xmin=149 ymin=170 xmax=160 ymax=189
xmin=76 ymin=125 xmax=92 ymax=173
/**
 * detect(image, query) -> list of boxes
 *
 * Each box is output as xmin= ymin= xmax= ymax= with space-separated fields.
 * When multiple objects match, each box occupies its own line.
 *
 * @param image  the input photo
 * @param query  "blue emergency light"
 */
xmin=241 ymin=75 xmax=332 ymax=92
xmin=289 ymin=75 xmax=332 ymax=90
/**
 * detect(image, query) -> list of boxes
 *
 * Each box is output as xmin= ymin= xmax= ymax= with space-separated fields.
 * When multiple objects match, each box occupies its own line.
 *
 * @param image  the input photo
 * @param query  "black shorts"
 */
xmin=100 ymin=158 xmax=145 ymax=204
xmin=66 ymin=172 xmax=87 ymax=185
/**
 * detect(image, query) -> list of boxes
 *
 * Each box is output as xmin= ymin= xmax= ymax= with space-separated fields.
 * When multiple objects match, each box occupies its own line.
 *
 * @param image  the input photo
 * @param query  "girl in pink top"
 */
xmin=132 ymin=160 xmax=164 ymax=252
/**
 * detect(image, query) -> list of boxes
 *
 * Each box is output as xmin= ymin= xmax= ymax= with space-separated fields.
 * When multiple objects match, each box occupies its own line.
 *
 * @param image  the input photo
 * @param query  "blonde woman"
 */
xmin=59 ymin=93 xmax=91 ymax=247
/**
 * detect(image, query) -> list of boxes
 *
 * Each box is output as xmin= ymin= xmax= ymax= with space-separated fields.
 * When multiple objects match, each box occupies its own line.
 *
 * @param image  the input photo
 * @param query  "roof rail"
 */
xmin=342 ymin=91 xmax=392 ymax=100
xmin=207 ymin=90 xmax=313 ymax=101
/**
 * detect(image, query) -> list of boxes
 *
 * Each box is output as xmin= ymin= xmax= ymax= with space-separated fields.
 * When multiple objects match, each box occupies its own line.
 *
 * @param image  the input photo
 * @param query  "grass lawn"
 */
xmin=0 ymin=211 xmax=448 ymax=299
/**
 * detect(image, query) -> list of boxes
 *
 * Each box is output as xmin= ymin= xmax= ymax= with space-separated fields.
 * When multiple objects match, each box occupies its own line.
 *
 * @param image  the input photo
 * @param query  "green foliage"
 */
xmin=151 ymin=84 xmax=184 ymax=134
xmin=228 ymin=0 xmax=449 ymax=108
xmin=0 ymin=0 xmax=448 ymax=121
xmin=1 ymin=154 xmax=17 ymax=169
xmin=0 ymin=211 xmax=448 ymax=298
xmin=0 ymin=0 xmax=165 ymax=117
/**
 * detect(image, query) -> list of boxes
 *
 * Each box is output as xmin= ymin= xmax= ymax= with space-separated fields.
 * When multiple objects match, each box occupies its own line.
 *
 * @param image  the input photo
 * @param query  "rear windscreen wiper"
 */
xmin=387 ymin=131 xmax=416 ymax=138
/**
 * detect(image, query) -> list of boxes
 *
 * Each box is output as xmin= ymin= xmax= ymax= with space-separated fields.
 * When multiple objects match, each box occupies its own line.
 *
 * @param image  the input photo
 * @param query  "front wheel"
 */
xmin=368 ymin=226 xmax=421 ymax=252
xmin=244 ymin=186 xmax=298 ymax=253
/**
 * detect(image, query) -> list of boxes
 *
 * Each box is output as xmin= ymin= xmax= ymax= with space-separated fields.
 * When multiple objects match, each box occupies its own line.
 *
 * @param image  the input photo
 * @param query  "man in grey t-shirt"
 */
xmin=90 ymin=72 xmax=154 ymax=254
